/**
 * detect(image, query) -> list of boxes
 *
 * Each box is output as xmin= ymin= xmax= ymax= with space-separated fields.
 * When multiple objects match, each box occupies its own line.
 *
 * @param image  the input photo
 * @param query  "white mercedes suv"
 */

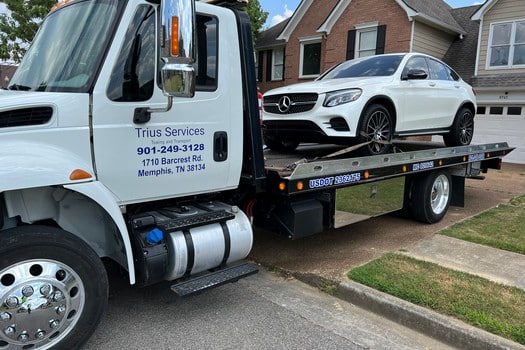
xmin=262 ymin=53 xmax=476 ymax=155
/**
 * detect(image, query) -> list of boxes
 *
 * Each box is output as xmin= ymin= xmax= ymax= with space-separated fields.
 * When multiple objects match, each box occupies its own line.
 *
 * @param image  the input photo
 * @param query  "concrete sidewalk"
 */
xmin=403 ymin=235 xmax=525 ymax=290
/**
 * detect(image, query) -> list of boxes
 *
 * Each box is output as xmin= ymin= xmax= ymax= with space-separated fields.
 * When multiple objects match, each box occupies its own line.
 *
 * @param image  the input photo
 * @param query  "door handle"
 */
xmin=214 ymin=131 xmax=228 ymax=162
xmin=429 ymin=82 xmax=436 ymax=87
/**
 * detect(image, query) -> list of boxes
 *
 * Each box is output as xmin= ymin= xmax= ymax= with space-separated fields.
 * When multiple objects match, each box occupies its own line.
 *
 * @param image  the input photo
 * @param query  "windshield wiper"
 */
xmin=7 ymin=84 xmax=32 ymax=91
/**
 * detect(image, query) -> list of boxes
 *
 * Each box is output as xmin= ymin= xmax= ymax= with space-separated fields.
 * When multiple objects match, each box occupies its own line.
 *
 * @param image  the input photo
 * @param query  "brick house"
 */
xmin=0 ymin=64 xmax=16 ymax=89
xmin=255 ymin=0 xmax=466 ymax=93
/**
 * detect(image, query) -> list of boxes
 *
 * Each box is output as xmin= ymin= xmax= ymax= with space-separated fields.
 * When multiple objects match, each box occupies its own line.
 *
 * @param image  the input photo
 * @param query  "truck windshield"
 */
xmin=8 ymin=0 xmax=121 ymax=92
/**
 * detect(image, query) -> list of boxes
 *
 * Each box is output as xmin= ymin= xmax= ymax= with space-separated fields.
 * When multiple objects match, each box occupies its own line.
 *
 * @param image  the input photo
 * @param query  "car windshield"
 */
xmin=319 ymin=54 xmax=404 ymax=80
xmin=8 ymin=0 xmax=121 ymax=92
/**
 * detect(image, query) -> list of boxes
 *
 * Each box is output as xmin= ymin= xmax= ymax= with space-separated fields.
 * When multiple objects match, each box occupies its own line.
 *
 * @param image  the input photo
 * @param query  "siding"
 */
xmin=412 ymin=22 xmax=456 ymax=59
xmin=477 ymin=0 xmax=525 ymax=75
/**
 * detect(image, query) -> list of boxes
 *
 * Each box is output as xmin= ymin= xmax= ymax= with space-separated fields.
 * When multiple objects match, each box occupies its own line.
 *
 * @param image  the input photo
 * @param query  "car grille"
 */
xmin=263 ymin=93 xmax=318 ymax=115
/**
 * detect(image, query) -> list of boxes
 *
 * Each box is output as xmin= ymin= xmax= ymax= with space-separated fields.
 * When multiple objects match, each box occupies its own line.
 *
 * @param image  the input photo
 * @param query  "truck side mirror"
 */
xmin=160 ymin=0 xmax=196 ymax=97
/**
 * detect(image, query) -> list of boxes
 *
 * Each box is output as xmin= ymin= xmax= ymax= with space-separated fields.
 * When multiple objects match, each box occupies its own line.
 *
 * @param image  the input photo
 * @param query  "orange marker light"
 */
xmin=439 ymin=160 xmax=443 ymax=166
xmin=297 ymin=181 xmax=304 ymax=191
xmin=69 ymin=169 xmax=92 ymax=181
xmin=171 ymin=16 xmax=179 ymax=56
xmin=364 ymin=171 xmax=370 ymax=179
xmin=402 ymin=165 xmax=407 ymax=173
xmin=279 ymin=182 xmax=286 ymax=191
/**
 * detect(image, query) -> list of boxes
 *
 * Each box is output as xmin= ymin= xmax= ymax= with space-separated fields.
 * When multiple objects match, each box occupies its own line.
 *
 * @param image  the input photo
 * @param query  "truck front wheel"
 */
xmin=409 ymin=171 xmax=452 ymax=223
xmin=0 ymin=226 xmax=108 ymax=349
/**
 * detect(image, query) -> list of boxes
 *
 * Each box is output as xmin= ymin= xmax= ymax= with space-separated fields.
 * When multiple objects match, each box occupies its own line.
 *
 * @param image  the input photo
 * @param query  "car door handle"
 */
xmin=428 ymin=82 xmax=436 ymax=87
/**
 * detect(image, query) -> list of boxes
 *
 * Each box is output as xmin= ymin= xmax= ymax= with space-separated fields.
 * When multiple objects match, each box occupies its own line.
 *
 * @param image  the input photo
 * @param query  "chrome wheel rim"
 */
xmin=365 ymin=110 xmax=392 ymax=154
xmin=458 ymin=111 xmax=474 ymax=145
xmin=431 ymin=174 xmax=450 ymax=215
xmin=0 ymin=259 xmax=85 ymax=349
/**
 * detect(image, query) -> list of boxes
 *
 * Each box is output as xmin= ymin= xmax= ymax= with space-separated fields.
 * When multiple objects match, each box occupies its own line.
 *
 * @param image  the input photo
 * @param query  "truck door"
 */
xmin=91 ymin=4 xmax=244 ymax=203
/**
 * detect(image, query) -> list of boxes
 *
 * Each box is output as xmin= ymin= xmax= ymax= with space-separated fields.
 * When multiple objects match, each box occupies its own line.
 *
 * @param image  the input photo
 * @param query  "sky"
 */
xmin=260 ymin=0 xmax=486 ymax=28
xmin=0 ymin=1 xmax=486 ymax=27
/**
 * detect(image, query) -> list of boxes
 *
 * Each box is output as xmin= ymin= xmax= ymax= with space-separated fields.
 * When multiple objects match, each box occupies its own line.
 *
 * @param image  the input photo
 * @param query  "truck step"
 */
xmin=170 ymin=263 xmax=259 ymax=297
xmin=158 ymin=209 xmax=236 ymax=233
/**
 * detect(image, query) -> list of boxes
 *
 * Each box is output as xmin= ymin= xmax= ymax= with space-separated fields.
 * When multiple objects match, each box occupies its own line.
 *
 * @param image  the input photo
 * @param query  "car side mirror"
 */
xmin=403 ymin=69 xmax=428 ymax=80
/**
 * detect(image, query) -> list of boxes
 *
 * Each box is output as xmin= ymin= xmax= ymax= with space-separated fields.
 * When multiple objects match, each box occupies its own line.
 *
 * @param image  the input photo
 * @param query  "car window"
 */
xmin=319 ymin=55 xmax=404 ymax=80
xmin=402 ymin=56 xmax=429 ymax=79
xmin=427 ymin=58 xmax=457 ymax=81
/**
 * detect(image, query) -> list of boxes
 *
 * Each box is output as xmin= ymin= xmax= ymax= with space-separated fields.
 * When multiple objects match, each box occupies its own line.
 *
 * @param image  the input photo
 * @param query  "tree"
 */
xmin=245 ymin=0 xmax=268 ymax=44
xmin=0 ymin=0 xmax=56 ymax=62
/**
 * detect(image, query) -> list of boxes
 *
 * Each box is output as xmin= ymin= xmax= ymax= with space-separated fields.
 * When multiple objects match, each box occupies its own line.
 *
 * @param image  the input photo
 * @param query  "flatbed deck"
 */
xmin=262 ymin=141 xmax=514 ymax=195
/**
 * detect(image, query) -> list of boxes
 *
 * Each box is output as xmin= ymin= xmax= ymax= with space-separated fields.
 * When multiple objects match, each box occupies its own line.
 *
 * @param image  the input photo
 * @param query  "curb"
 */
xmin=336 ymin=280 xmax=525 ymax=350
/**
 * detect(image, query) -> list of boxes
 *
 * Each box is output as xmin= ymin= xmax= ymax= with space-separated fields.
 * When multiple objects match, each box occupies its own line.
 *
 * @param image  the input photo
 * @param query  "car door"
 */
xmin=396 ymin=56 xmax=441 ymax=131
xmin=426 ymin=58 xmax=463 ymax=128
xmin=91 ymin=5 xmax=243 ymax=204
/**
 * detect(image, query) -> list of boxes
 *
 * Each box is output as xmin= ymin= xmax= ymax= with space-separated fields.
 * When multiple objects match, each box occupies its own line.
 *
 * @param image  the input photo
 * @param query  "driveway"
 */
xmin=434 ymin=114 xmax=525 ymax=164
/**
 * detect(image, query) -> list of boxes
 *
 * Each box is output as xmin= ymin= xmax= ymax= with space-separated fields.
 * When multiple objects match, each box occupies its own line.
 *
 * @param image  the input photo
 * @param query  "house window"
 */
xmin=346 ymin=24 xmax=386 ymax=60
xmin=477 ymin=106 xmax=487 ymax=115
xmin=488 ymin=20 xmax=525 ymax=68
xmin=508 ymin=106 xmax=522 ymax=115
xmin=489 ymin=106 xmax=504 ymax=115
xmin=272 ymin=48 xmax=284 ymax=81
xmin=299 ymin=38 xmax=322 ymax=78
xmin=357 ymin=28 xmax=377 ymax=58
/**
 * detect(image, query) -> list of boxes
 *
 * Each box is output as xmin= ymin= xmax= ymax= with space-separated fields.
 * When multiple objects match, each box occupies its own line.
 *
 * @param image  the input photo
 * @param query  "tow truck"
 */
xmin=0 ymin=0 xmax=514 ymax=348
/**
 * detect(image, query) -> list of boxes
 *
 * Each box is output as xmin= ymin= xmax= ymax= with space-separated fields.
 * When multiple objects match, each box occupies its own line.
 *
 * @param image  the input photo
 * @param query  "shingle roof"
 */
xmin=442 ymin=5 xmax=482 ymax=84
xmin=401 ymin=0 xmax=465 ymax=34
xmin=255 ymin=18 xmax=290 ymax=49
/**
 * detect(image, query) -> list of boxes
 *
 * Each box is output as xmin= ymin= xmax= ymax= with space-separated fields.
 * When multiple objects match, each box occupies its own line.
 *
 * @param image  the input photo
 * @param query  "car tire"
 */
xmin=263 ymin=134 xmax=300 ymax=152
xmin=409 ymin=171 xmax=452 ymax=224
xmin=443 ymin=107 xmax=474 ymax=147
xmin=356 ymin=104 xmax=393 ymax=156
xmin=0 ymin=225 xmax=108 ymax=349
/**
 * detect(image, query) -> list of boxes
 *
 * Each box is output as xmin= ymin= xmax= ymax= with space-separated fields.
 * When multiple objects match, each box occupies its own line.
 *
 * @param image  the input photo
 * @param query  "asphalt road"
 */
xmin=81 ymin=269 xmax=453 ymax=350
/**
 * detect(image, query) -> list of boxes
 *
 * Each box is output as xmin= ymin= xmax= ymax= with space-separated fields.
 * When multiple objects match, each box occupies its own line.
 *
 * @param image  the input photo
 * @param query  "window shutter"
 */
xmin=257 ymin=51 xmax=264 ymax=82
xmin=266 ymin=50 xmax=272 ymax=82
xmin=281 ymin=48 xmax=286 ymax=81
xmin=346 ymin=30 xmax=356 ymax=60
xmin=375 ymin=25 xmax=386 ymax=55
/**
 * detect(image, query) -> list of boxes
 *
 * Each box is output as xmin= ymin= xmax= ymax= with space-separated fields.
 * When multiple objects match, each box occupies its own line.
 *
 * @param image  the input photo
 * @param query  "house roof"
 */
xmin=442 ymin=5 xmax=482 ymax=84
xmin=267 ymin=0 xmax=467 ymax=44
xmin=255 ymin=18 xmax=290 ymax=49
xmin=400 ymin=0 xmax=466 ymax=35
xmin=471 ymin=0 xmax=498 ymax=21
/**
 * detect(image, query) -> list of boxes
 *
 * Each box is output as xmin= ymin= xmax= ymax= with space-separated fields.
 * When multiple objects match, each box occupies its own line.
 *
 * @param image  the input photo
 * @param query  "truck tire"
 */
xmin=0 ymin=226 xmax=108 ymax=349
xmin=409 ymin=171 xmax=452 ymax=223
xmin=356 ymin=104 xmax=393 ymax=156
xmin=443 ymin=107 xmax=474 ymax=147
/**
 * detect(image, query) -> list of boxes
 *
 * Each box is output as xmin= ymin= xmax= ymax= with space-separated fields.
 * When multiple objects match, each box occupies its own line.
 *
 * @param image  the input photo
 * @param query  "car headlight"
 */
xmin=323 ymin=89 xmax=362 ymax=107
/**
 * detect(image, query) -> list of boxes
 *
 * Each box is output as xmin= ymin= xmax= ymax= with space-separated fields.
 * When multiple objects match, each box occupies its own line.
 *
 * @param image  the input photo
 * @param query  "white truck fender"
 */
xmin=0 ymin=140 xmax=94 ymax=192
xmin=64 ymin=181 xmax=136 ymax=284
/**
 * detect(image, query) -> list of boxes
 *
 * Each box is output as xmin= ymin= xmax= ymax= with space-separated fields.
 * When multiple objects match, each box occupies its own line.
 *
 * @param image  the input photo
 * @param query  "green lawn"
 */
xmin=348 ymin=253 xmax=525 ymax=344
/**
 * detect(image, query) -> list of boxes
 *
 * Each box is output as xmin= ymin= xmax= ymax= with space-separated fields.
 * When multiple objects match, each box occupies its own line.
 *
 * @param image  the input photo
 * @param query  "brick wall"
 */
xmin=258 ymin=0 xmax=413 ymax=93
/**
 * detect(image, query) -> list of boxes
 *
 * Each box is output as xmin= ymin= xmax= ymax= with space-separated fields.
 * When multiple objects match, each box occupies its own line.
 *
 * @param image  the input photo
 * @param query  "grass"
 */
xmin=336 ymin=177 xmax=405 ymax=216
xmin=439 ymin=195 xmax=525 ymax=254
xmin=348 ymin=253 xmax=525 ymax=344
